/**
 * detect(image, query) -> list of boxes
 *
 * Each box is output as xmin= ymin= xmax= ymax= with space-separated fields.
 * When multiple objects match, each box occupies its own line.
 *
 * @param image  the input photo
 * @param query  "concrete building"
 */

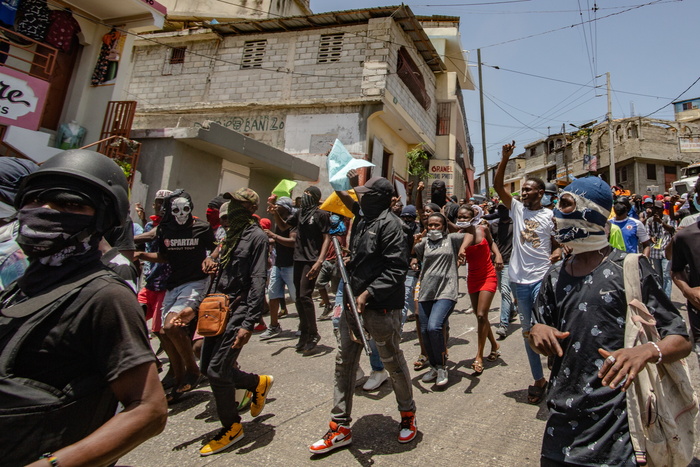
xmin=159 ymin=0 xmax=311 ymax=23
xmin=126 ymin=5 xmax=476 ymax=203
xmin=506 ymin=117 xmax=700 ymax=195
xmin=674 ymin=97 xmax=700 ymax=124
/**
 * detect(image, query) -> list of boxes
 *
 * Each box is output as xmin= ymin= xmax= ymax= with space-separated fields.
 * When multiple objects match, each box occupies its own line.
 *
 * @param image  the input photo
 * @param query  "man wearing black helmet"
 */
xmin=0 ymin=150 xmax=166 ymax=466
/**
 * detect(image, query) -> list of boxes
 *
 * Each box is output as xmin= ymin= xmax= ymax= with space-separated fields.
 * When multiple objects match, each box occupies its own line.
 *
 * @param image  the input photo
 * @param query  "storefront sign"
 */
xmin=0 ymin=67 xmax=49 ymax=131
xmin=428 ymin=159 xmax=455 ymax=194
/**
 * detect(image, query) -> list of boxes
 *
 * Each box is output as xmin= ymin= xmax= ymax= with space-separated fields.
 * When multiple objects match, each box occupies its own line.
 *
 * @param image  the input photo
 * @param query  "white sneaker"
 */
xmin=355 ymin=366 xmax=365 ymax=387
xmin=363 ymin=370 xmax=388 ymax=391
xmin=421 ymin=367 xmax=437 ymax=383
xmin=436 ymin=367 xmax=448 ymax=387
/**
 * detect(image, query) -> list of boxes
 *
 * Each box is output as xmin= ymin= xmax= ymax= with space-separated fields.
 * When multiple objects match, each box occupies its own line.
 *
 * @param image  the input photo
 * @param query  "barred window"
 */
xmin=241 ymin=40 xmax=267 ymax=69
xmin=170 ymin=47 xmax=186 ymax=64
xmin=163 ymin=46 xmax=186 ymax=75
xmin=397 ymin=47 xmax=430 ymax=110
xmin=436 ymin=102 xmax=451 ymax=135
xmin=317 ymin=33 xmax=344 ymax=63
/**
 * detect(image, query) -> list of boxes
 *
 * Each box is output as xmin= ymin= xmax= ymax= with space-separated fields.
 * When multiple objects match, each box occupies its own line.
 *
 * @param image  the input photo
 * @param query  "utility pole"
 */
xmin=562 ymin=123 xmax=570 ymax=183
xmin=478 ymin=49 xmax=489 ymax=195
xmin=607 ymin=72 xmax=616 ymax=187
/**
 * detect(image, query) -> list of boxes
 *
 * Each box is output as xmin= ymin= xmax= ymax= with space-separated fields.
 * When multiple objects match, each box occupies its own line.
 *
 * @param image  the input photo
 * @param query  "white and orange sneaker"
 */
xmin=398 ymin=411 xmax=417 ymax=443
xmin=309 ymin=421 xmax=352 ymax=454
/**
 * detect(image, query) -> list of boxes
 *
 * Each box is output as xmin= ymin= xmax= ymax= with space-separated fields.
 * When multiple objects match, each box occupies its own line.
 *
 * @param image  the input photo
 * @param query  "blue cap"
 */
xmin=400 ymin=205 xmax=417 ymax=218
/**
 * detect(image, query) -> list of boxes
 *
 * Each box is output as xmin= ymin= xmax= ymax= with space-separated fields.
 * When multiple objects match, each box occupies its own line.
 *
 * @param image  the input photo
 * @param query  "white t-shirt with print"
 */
xmin=508 ymin=199 xmax=555 ymax=285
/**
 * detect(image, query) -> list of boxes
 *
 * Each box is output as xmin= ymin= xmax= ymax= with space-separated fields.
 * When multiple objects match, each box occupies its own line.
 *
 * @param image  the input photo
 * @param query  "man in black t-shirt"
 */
xmin=273 ymin=186 xmax=330 ymax=353
xmin=135 ymin=190 xmax=215 ymax=402
xmin=671 ymin=218 xmax=700 ymax=363
xmin=488 ymin=204 xmax=516 ymax=339
xmin=0 ymin=150 xmax=165 ymax=466
xmin=260 ymin=196 xmax=297 ymax=340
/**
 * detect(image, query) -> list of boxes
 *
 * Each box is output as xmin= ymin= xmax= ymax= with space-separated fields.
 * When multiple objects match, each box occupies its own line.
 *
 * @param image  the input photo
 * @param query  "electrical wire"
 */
xmin=642 ymin=75 xmax=700 ymax=118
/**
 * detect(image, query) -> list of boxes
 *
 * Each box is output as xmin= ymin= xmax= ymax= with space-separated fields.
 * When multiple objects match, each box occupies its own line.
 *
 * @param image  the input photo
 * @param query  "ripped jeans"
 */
xmin=331 ymin=308 xmax=415 ymax=426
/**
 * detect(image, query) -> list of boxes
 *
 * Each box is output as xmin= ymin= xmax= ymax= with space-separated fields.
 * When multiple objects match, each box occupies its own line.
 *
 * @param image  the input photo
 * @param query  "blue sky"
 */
xmin=314 ymin=0 xmax=700 ymax=174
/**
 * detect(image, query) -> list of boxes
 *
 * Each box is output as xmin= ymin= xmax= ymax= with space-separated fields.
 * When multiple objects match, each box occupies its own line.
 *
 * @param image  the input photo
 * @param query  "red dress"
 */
xmin=463 ymin=237 xmax=498 ymax=294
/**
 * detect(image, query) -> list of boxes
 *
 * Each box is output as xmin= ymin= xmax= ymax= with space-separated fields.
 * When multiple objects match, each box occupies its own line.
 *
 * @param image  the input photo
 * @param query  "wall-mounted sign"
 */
xmin=680 ymin=137 xmax=700 ymax=153
xmin=428 ymin=159 xmax=455 ymax=194
xmin=0 ymin=67 xmax=49 ymax=131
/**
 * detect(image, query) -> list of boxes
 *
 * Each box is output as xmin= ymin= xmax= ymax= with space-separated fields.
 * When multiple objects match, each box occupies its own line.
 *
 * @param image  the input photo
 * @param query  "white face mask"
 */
xmin=427 ymin=230 xmax=444 ymax=241
xmin=0 ymin=200 xmax=15 ymax=221
xmin=171 ymin=197 xmax=191 ymax=225
xmin=455 ymin=221 xmax=470 ymax=229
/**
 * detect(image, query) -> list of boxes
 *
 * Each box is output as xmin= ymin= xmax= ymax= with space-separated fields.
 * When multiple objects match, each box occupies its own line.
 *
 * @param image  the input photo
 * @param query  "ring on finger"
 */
xmin=606 ymin=355 xmax=616 ymax=364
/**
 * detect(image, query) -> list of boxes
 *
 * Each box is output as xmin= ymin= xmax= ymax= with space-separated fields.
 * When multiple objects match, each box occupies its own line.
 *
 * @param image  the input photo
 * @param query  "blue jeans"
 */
xmin=333 ymin=278 xmax=384 ymax=371
xmin=418 ymin=299 xmax=456 ymax=368
xmin=497 ymin=264 xmax=515 ymax=327
xmin=651 ymin=257 xmax=672 ymax=298
xmin=514 ymin=281 xmax=544 ymax=381
xmin=401 ymin=274 xmax=418 ymax=328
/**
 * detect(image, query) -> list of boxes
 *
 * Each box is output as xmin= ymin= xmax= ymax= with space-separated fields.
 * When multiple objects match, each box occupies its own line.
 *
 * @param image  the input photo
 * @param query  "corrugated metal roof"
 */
xmin=208 ymin=5 xmax=446 ymax=72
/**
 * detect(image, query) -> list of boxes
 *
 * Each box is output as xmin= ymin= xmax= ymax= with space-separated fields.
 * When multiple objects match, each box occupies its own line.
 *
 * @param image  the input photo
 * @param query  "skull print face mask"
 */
xmin=171 ymin=197 xmax=191 ymax=225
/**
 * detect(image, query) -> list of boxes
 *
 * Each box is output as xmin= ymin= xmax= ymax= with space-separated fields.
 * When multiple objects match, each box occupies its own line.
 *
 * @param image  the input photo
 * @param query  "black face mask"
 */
xmin=16 ymin=207 xmax=95 ymax=260
xmin=360 ymin=191 xmax=391 ymax=219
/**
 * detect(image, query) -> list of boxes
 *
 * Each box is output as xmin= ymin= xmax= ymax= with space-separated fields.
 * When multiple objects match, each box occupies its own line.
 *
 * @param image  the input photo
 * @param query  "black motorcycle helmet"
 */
xmin=15 ymin=150 xmax=129 ymax=233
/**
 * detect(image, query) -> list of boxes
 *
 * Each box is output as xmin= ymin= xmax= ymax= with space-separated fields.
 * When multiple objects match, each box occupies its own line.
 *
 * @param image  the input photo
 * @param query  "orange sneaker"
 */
xmin=398 ymin=411 xmax=417 ymax=443
xmin=309 ymin=421 xmax=352 ymax=454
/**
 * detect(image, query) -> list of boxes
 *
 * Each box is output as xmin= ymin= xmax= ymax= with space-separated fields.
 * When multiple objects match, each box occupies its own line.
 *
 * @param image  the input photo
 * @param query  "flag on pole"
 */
xmin=327 ymin=139 xmax=374 ymax=191
xmin=320 ymin=190 xmax=357 ymax=218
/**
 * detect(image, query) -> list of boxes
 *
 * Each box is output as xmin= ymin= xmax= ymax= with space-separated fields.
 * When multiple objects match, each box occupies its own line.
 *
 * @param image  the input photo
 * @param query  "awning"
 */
xmin=64 ymin=0 xmax=166 ymax=31
xmin=131 ymin=123 xmax=319 ymax=181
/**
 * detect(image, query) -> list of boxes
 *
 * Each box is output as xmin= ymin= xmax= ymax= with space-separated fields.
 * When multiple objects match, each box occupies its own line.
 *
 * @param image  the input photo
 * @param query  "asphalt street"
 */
xmin=121 ymin=282 xmax=700 ymax=467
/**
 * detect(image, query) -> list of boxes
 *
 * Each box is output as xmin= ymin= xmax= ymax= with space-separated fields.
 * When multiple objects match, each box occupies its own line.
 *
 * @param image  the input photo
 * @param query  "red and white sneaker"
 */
xmin=398 ymin=411 xmax=417 ymax=443
xmin=309 ymin=421 xmax=352 ymax=454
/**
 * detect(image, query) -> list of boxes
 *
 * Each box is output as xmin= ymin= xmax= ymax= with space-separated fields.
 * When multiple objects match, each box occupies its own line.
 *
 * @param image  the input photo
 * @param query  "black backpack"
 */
xmin=0 ymin=269 xmax=118 ymax=466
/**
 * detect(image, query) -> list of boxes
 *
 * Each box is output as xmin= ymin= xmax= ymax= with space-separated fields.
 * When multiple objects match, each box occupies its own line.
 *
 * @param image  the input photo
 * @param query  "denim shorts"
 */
xmin=162 ymin=277 xmax=209 ymax=323
xmin=267 ymin=265 xmax=296 ymax=301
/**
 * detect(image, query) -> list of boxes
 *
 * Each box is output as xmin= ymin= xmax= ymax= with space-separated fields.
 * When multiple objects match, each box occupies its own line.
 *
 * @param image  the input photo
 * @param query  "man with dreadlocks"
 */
xmin=198 ymin=188 xmax=275 ymax=457
xmin=272 ymin=185 xmax=330 ymax=353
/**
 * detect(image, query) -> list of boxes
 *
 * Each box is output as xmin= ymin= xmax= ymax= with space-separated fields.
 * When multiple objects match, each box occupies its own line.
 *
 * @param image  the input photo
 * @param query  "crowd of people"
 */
xmin=0 ymin=143 xmax=696 ymax=465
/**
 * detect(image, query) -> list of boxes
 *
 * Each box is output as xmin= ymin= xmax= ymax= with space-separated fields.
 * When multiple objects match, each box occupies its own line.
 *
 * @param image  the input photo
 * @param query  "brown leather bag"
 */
xmin=196 ymin=293 xmax=230 ymax=337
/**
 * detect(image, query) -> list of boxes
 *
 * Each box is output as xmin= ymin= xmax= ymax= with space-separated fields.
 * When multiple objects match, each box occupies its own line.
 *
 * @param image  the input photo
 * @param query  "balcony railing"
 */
xmin=0 ymin=25 xmax=57 ymax=80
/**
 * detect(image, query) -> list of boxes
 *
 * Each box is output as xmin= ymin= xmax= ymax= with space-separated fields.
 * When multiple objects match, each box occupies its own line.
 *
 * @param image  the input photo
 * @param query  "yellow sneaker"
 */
xmin=199 ymin=423 xmax=244 ymax=456
xmin=250 ymin=375 xmax=274 ymax=417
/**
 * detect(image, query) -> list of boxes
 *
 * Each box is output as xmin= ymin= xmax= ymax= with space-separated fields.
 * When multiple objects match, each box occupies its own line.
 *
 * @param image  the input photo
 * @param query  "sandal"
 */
xmin=166 ymin=390 xmax=183 ymax=405
xmin=175 ymin=372 xmax=203 ymax=394
xmin=527 ymin=383 xmax=547 ymax=404
xmin=414 ymin=355 xmax=428 ymax=371
xmin=486 ymin=349 xmax=501 ymax=362
xmin=471 ymin=360 xmax=484 ymax=375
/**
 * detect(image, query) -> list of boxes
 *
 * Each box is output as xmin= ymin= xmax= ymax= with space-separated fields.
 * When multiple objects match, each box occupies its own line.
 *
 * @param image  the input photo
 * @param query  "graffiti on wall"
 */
xmin=194 ymin=115 xmax=285 ymax=132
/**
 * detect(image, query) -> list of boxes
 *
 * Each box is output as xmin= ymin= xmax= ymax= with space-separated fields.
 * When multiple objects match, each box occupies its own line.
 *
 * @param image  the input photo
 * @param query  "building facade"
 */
xmin=127 ymin=6 xmax=475 ymax=201
xmin=507 ymin=117 xmax=700 ymax=195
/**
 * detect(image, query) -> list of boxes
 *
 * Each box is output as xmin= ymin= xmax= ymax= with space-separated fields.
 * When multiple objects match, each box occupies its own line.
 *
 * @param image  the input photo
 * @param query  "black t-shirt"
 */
xmin=157 ymin=219 xmax=215 ymax=289
xmin=104 ymin=218 xmax=136 ymax=252
xmin=286 ymin=209 xmax=330 ymax=263
xmin=10 ymin=275 xmax=155 ymax=390
xmin=671 ymin=220 xmax=700 ymax=289
xmin=535 ymin=249 xmax=687 ymax=465
xmin=489 ymin=219 xmax=513 ymax=264
xmin=273 ymin=225 xmax=294 ymax=268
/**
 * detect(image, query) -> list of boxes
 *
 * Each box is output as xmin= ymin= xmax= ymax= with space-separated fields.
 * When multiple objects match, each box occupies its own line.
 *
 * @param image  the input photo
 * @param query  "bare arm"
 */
xmin=134 ymin=251 xmax=166 ymax=263
xmin=484 ymin=225 xmax=503 ymax=270
xmin=335 ymin=168 xmax=361 ymax=211
xmin=27 ymin=363 xmax=167 ymax=467
xmin=494 ymin=141 xmax=515 ymax=209
xmin=641 ymin=240 xmax=651 ymax=258
xmin=134 ymin=228 xmax=157 ymax=245
xmin=265 ymin=229 xmax=297 ymax=248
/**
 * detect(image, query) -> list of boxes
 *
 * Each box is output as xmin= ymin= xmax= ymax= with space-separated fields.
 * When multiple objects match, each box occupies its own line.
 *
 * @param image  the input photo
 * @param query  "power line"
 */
xmin=643 ymin=75 xmax=700 ymax=118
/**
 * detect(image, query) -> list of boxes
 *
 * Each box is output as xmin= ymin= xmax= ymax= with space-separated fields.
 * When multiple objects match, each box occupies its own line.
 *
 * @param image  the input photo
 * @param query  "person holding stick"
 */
xmin=309 ymin=170 xmax=416 ymax=455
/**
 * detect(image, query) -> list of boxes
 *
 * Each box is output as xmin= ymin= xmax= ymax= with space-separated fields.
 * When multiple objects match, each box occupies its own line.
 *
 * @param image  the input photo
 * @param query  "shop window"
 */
xmin=436 ymin=102 xmax=451 ymax=135
xmin=317 ymin=33 xmax=344 ymax=63
xmin=647 ymin=163 xmax=656 ymax=180
xmin=397 ymin=47 xmax=430 ymax=110
xmin=241 ymin=40 xmax=267 ymax=69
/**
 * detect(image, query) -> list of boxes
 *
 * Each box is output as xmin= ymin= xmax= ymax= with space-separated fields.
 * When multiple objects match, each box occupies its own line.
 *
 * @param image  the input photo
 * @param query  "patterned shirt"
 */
xmin=645 ymin=215 xmax=673 ymax=260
